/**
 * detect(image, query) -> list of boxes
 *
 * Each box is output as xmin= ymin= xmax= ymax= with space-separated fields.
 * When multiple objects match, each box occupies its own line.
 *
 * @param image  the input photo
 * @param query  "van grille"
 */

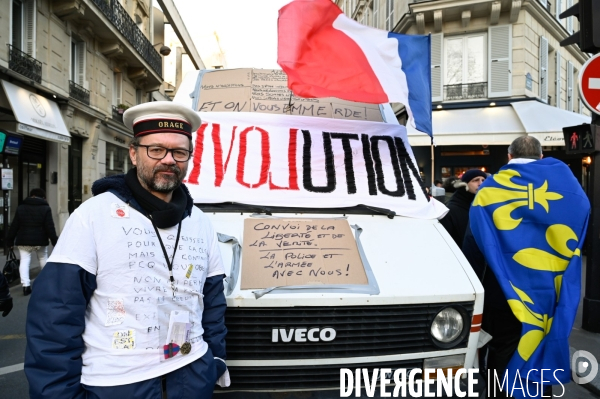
xmin=225 ymin=302 xmax=473 ymax=360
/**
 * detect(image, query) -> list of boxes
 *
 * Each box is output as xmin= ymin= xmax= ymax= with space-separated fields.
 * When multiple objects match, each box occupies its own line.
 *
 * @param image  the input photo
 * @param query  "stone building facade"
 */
xmin=0 ymin=0 xmax=198 ymax=243
xmin=336 ymin=0 xmax=592 ymax=184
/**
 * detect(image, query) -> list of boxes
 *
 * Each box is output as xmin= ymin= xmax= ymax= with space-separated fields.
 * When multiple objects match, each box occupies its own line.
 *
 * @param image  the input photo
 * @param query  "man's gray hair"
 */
xmin=507 ymin=136 xmax=542 ymax=159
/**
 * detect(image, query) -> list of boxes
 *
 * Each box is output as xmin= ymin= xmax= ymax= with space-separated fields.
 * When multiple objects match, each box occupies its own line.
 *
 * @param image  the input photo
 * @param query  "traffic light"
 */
xmin=560 ymin=0 xmax=600 ymax=54
xmin=562 ymin=124 xmax=599 ymax=154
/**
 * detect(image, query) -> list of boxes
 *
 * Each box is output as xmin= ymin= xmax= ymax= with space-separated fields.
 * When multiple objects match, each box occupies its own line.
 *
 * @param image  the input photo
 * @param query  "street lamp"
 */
xmin=153 ymin=43 xmax=172 ymax=56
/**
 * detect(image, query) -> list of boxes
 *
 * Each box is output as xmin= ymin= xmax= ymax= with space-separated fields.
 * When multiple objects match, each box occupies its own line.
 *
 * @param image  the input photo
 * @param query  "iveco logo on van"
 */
xmin=272 ymin=327 xmax=336 ymax=343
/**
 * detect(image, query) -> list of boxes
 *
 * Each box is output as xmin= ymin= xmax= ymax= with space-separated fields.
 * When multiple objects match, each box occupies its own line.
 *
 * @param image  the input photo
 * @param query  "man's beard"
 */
xmin=136 ymin=163 xmax=186 ymax=193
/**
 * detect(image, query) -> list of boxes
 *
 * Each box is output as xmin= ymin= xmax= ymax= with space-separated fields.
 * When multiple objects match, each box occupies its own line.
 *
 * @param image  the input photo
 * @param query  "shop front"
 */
xmin=98 ymin=125 xmax=132 ymax=179
xmin=0 ymin=80 xmax=70 ymax=250
xmin=407 ymin=100 xmax=591 ymax=186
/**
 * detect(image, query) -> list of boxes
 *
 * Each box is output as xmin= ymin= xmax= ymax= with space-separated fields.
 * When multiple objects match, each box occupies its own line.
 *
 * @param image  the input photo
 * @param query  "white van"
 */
xmin=174 ymin=69 xmax=484 ymax=398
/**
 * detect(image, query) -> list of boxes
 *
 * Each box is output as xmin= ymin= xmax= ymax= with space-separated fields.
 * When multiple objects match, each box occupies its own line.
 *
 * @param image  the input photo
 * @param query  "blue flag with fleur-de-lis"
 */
xmin=469 ymin=157 xmax=590 ymax=398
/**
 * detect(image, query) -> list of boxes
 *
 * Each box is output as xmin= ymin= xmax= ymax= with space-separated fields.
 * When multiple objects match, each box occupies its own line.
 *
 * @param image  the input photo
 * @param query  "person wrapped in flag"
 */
xmin=463 ymin=136 xmax=590 ymax=397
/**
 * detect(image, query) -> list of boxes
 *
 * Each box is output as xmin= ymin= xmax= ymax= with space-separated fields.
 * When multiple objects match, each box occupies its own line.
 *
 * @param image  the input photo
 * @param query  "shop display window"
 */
xmin=105 ymin=143 xmax=130 ymax=177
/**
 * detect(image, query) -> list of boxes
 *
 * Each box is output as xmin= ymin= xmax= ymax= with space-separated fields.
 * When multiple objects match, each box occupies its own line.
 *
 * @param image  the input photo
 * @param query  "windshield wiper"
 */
xmin=359 ymin=204 xmax=396 ymax=219
xmin=227 ymin=202 xmax=272 ymax=215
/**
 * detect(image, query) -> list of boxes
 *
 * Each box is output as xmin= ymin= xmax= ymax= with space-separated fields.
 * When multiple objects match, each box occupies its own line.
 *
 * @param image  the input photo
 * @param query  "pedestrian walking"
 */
xmin=463 ymin=136 xmax=590 ymax=396
xmin=5 ymin=188 xmax=58 ymax=296
xmin=439 ymin=169 xmax=487 ymax=248
xmin=25 ymin=102 xmax=229 ymax=398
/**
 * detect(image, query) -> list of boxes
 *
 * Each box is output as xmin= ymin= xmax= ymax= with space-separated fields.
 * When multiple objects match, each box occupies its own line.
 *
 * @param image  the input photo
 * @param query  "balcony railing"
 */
xmin=8 ymin=45 xmax=42 ymax=83
xmin=443 ymin=82 xmax=488 ymax=101
xmin=90 ymin=0 xmax=162 ymax=77
xmin=112 ymin=105 xmax=124 ymax=123
xmin=69 ymin=80 xmax=90 ymax=105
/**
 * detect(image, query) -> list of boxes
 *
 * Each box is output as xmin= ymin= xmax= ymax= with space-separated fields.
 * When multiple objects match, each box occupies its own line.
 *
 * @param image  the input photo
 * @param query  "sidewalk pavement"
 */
xmin=2 ymin=251 xmax=599 ymax=396
xmin=570 ymin=258 xmax=600 ymax=396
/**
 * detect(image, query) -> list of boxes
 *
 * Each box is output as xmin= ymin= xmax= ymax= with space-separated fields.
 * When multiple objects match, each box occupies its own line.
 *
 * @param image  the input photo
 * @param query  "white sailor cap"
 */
xmin=123 ymin=102 xmax=202 ymax=138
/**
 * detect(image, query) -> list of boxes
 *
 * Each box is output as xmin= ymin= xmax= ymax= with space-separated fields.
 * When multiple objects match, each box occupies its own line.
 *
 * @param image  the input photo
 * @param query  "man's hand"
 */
xmin=0 ymin=298 xmax=13 ymax=317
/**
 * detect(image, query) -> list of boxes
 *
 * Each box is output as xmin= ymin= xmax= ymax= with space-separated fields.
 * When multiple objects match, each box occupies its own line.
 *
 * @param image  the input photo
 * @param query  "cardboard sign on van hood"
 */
xmin=240 ymin=218 xmax=368 ymax=289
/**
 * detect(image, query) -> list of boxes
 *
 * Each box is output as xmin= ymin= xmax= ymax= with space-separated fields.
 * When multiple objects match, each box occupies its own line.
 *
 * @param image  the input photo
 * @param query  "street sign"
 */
xmin=562 ymin=124 xmax=599 ymax=154
xmin=579 ymin=53 xmax=600 ymax=114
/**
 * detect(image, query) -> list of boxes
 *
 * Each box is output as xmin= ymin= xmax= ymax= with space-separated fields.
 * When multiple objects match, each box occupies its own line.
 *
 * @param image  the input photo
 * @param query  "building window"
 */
xmin=71 ymin=39 xmax=85 ymax=85
xmin=105 ymin=143 xmax=130 ymax=177
xmin=136 ymin=89 xmax=144 ymax=105
xmin=373 ymin=0 xmax=379 ymax=28
xmin=11 ymin=0 xmax=35 ymax=56
xmin=359 ymin=6 xmax=372 ymax=26
xmin=113 ymin=72 xmax=122 ymax=106
xmin=385 ymin=0 xmax=394 ymax=31
xmin=444 ymin=33 xmax=486 ymax=86
xmin=540 ymin=36 xmax=549 ymax=103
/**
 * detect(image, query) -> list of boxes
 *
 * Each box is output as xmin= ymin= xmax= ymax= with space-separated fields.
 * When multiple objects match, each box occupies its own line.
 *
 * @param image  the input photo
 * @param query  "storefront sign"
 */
xmin=0 ymin=131 xmax=6 ymax=152
xmin=1 ymin=168 xmax=13 ymax=190
xmin=1 ymin=80 xmax=71 ymax=143
xmin=4 ymin=136 xmax=22 ymax=155
xmin=528 ymin=132 xmax=565 ymax=145
xmin=16 ymin=123 xmax=70 ymax=144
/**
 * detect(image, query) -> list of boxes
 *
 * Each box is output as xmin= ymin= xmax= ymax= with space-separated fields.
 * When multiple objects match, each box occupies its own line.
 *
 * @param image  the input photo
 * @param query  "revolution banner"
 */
xmin=184 ymin=112 xmax=447 ymax=220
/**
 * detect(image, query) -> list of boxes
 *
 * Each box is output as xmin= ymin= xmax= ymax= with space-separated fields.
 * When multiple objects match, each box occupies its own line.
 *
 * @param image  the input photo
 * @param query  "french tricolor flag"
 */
xmin=278 ymin=0 xmax=432 ymax=136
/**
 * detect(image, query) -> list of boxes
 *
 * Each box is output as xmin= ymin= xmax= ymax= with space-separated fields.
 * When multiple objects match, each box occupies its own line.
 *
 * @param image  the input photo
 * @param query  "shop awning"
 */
xmin=0 ymin=80 xmax=71 ymax=144
xmin=407 ymin=100 xmax=590 ymax=146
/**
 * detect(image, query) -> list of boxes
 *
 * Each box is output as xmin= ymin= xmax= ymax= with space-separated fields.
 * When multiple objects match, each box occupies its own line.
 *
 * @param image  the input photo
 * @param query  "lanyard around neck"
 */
xmin=150 ymin=218 xmax=182 ymax=297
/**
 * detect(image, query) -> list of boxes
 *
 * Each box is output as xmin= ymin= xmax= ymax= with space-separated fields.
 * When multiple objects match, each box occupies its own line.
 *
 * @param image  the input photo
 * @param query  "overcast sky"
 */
xmin=174 ymin=0 xmax=292 ymax=69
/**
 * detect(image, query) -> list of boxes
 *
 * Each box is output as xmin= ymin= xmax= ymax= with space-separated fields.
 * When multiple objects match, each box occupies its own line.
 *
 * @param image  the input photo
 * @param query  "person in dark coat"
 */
xmin=0 ymin=272 xmax=13 ymax=317
xmin=442 ymin=176 xmax=459 ymax=204
xmin=6 ymin=188 xmax=58 ymax=296
xmin=439 ymin=170 xmax=487 ymax=248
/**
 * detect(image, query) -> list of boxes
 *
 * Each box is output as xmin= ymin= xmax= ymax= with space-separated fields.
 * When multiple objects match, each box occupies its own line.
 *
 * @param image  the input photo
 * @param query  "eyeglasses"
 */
xmin=135 ymin=145 xmax=192 ymax=162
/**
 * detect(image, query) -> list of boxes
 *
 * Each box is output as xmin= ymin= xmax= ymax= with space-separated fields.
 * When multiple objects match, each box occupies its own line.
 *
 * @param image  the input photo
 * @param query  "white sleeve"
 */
xmin=205 ymin=216 xmax=225 ymax=278
xmin=47 ymin=210 xmax=98 ymax=275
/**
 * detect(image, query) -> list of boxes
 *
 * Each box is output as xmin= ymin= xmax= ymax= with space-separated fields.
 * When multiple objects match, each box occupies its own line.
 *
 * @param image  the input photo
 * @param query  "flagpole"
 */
xmin=431 ymin=137 xmax=434 ymax=188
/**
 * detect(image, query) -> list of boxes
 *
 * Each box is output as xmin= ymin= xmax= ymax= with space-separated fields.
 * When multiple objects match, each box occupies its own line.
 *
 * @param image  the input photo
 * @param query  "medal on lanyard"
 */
xmin=151 ymin=219 xmax=193 ymax=356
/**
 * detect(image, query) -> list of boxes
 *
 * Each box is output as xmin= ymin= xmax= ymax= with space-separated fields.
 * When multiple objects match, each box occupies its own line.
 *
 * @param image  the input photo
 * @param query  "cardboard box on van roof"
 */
xmin=195 ymin=68 xmax=383 ymax=122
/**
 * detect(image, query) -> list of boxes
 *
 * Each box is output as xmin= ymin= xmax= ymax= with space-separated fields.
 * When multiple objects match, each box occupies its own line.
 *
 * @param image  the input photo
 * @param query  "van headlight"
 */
xmin=430 ymin=307 xmax=468 ymax=348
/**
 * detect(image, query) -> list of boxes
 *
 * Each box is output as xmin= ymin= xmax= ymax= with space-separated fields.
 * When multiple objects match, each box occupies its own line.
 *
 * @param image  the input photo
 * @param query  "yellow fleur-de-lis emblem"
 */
xmin=507 ymin=224 xmax=581 ymax=361
xmin=513 ymin=224 xmax=581 ymax=301
xmin=473 ymin=169 xmax=563 ymax=230
xmin=508 ymin=282 xmax=553 ymax=362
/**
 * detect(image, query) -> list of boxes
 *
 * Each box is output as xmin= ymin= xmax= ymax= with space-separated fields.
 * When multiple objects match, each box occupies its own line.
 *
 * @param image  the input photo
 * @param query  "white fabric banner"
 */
xmin=185 ymin=112 xmax=446 ymax=220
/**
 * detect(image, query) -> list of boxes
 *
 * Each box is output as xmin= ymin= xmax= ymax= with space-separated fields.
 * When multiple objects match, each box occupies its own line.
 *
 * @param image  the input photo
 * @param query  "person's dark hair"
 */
xmin=443 ymin=176 xmax=459 ymax=193
xmin=508 ymin=136 xmax=542 ymax=160
xmin=130 ymin=136 xmax=194 ymax=152
xmin=30 ymin=188 xmax=46 ymax=198
xmin=434 ymin=179 xmax=443 ymax=186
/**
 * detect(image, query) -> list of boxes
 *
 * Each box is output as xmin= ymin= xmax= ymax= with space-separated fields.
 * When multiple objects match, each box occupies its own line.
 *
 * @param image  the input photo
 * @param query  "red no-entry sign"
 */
xmin=579 ymin=53 xmax=600 ymax=114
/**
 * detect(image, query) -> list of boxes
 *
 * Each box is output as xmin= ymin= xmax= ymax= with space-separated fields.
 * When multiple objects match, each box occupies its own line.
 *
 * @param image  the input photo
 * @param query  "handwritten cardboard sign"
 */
xmin=241 ymin=218 xmax=368 ymax=289
xmin=196 ymin=68 xmax=383 ymax=122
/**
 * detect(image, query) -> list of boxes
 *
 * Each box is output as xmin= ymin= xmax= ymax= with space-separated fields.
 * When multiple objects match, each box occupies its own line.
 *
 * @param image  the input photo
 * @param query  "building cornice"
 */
xmin=403 ymin=0 xmax=588 ymax=64
xmin=521 ymin=0 xmax=588 ymax=64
